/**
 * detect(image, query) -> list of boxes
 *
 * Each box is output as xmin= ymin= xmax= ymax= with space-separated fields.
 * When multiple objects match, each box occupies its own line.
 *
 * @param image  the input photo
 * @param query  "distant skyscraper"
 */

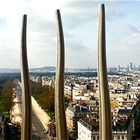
xmin=134 ymin=64 xmax=136 ymax=71
xmin=127 ymin=65 xmax=129 ymax=72
xmin=117 ymin=65 xmax=121 ymax=72
xmin=130 ymin=62 xmax=133 ymax=71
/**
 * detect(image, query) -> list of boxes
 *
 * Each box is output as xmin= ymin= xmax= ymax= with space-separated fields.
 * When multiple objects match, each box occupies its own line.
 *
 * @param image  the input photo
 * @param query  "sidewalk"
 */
xmin=31 ymin=96 xmax=51 ymax=130
xmin=11 ymin=95 xmax=51 ymax=131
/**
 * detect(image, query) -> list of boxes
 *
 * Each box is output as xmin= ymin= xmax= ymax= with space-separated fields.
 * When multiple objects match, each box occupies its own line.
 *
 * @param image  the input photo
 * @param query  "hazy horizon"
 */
xmin=0 ymin=64 xmax=138 ymax=70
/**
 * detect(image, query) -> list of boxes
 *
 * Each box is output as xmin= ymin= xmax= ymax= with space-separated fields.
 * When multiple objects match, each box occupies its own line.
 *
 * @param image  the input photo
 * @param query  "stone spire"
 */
xmin=21 ymin=14 xmax=32 ymax=140
xmin=55 ymin=9 xmax=68 ymax=140
xmin=98 ymin=4 xmax=112 ymax=140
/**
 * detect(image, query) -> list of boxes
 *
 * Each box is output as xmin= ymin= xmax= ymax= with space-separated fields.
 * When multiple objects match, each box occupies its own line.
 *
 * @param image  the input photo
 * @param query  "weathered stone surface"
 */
xmin=98 ymin=4 xmax=112 ymax=140
xmin=55 ymin=9 xmax=68 ymax=140
xmin=21 ymin=14 xmax=32 ymax=140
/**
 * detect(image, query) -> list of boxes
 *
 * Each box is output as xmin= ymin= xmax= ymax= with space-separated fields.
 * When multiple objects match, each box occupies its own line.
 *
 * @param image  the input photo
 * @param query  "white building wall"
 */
xmin=78 ymin=121 xmax=131 ymax=140
xmin=78 ymin=121 xmax=92 ymax=140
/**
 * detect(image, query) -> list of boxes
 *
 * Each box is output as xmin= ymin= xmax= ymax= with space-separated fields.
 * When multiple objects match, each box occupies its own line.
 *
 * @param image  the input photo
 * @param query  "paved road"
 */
xmin=15 ymin=82 xmax=48 ymax=140
xmin=32 ymin=111 xmax=48 ymax=140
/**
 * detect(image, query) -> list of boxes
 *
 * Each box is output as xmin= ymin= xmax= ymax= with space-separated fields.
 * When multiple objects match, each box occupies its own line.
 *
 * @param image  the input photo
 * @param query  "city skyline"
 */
xmin=0 ymin=1 xmax=140 ymax=69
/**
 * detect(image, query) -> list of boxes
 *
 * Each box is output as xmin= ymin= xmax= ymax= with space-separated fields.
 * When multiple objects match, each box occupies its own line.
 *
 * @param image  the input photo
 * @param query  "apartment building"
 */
xmin=77 ymin=118 xmax=132 ymax=140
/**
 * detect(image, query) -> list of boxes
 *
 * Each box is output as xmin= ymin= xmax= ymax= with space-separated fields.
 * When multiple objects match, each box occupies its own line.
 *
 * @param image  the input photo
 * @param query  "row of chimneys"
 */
xmin=20 ymin=4 xmax=112 ymax=140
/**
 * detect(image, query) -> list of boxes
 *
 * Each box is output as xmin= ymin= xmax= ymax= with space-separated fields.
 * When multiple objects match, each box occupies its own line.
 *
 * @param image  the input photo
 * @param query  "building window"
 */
xmin=93 ymin=136 xmax=96 ymax=140
xmin=118 ymin=136 xmax=120 ymax=139
xmin=122 ymin=136 xmax=124 ymax=139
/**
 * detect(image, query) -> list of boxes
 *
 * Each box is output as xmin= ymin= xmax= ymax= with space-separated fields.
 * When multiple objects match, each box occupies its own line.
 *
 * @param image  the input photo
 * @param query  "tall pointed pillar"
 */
xmin=98 ymin=4 xmax=112 ymax=140
xmin=55 ymin=9 xmax=68 ymax=140
xmin=20 ymin=15 xmax=32 ymax=140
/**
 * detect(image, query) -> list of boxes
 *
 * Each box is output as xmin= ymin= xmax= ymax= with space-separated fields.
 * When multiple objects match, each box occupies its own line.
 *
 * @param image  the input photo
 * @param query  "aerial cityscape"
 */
xmin=0 ymin=1 xmax=140 ymax=140
xmin=1 ymin=63 xmax=140 ymax=140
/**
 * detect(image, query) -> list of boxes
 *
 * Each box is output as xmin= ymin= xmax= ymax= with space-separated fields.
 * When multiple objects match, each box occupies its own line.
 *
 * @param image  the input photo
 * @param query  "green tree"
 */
xmin=0 ymin=81 xmax=14 ymax=112
xmin=30 ymin=81 xmax=55 ymax=113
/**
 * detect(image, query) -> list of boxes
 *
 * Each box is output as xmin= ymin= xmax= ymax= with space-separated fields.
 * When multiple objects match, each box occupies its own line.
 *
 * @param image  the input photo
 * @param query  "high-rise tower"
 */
xmin=130 ymin=62 xmax=133 ymax=71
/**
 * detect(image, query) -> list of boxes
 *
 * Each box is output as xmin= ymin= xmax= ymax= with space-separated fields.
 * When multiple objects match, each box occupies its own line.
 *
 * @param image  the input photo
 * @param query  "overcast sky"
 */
xmin=0 ymin=0 xmax=140 ymax=69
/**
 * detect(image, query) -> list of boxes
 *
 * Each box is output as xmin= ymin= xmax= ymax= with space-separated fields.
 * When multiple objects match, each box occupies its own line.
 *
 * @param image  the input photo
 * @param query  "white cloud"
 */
xmin=0 ymin=1 xmax=140 ymax=68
